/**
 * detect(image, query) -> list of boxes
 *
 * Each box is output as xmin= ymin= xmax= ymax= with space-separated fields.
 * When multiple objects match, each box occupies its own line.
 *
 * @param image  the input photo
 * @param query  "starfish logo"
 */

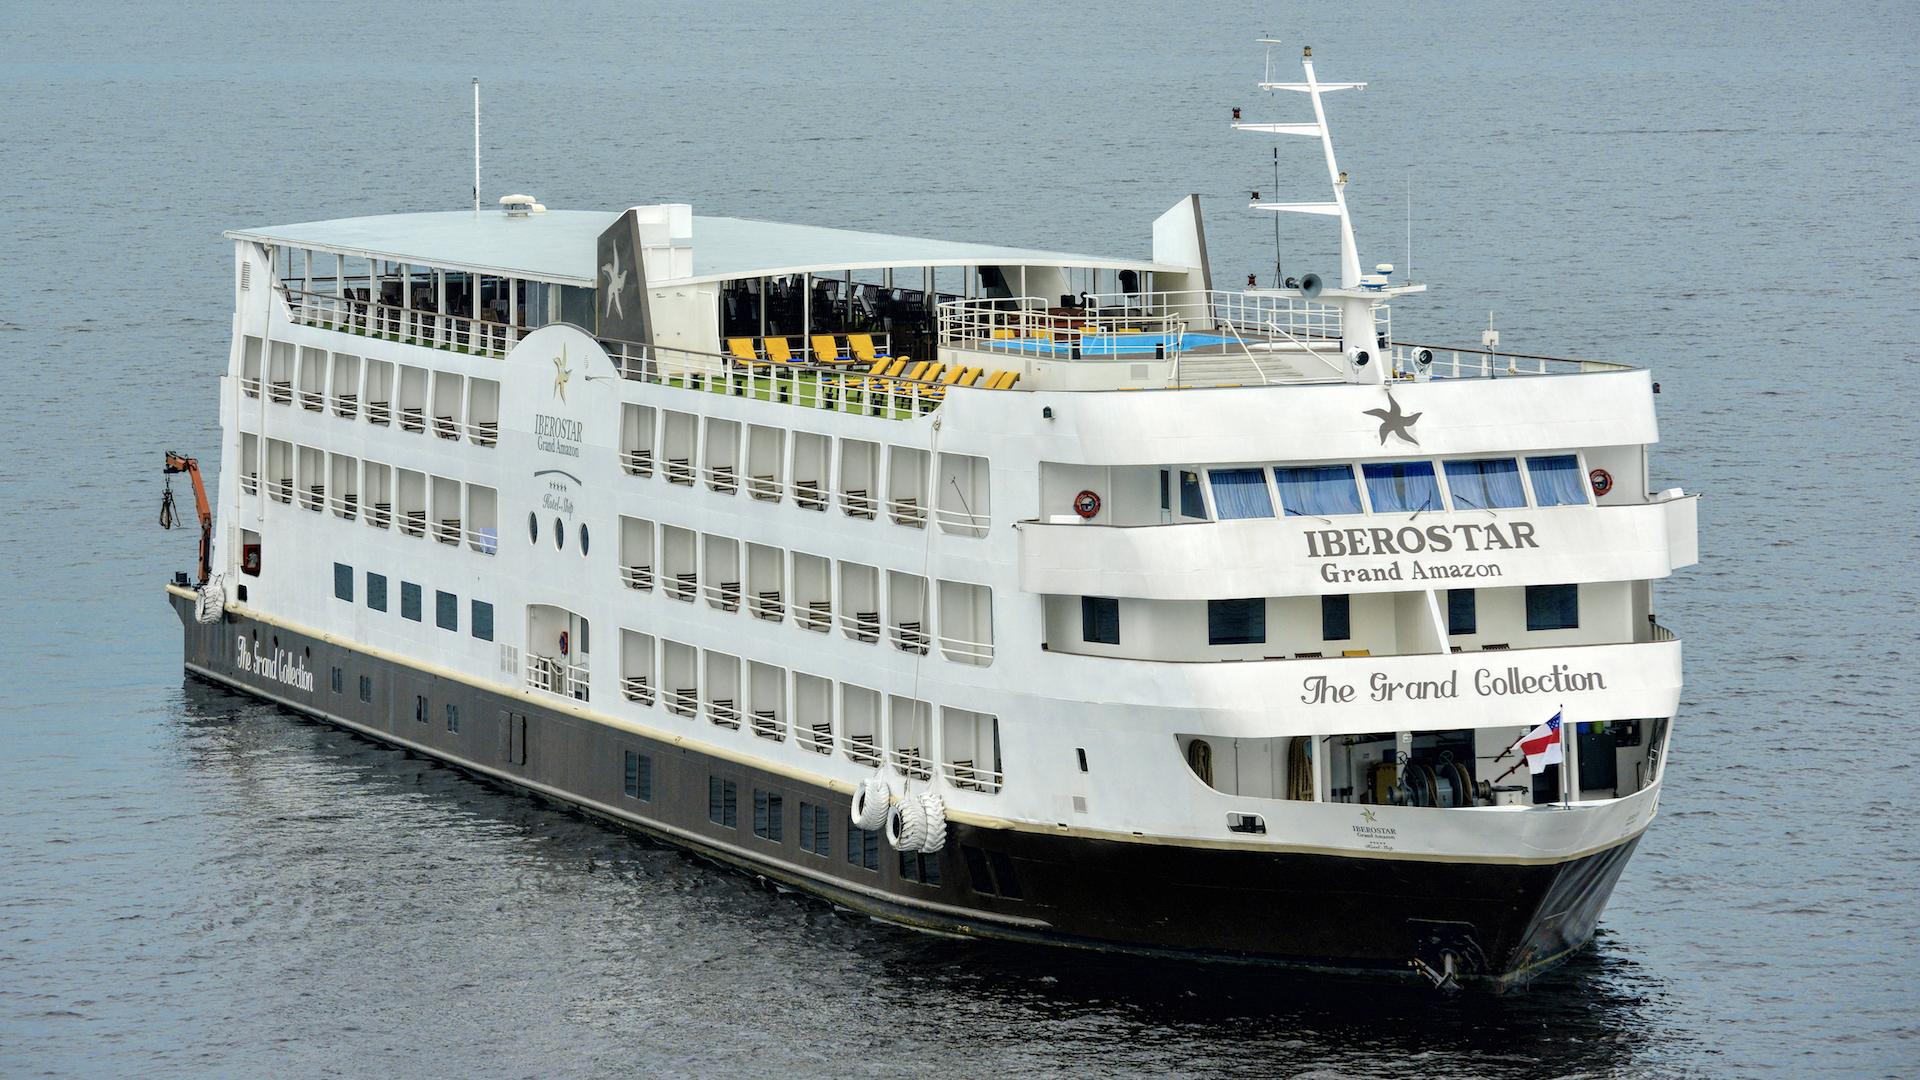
xmin=552 ymin=345 xmax=572 ymax=401
xmin=602 ymin=247 xmax=627 ymax=319
xmin=1360 ymin=808 xmax=1378 ymax=823
xmin=1363 ymin=393 xmax=1423 ymax=446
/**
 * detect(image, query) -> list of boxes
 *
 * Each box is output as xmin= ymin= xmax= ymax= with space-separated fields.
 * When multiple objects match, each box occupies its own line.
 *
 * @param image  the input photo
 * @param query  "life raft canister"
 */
xmin=1073 ymin=490 xmax=1101 ymax=519
xmin=1588 ymin=468 xmax=1613 ymax=497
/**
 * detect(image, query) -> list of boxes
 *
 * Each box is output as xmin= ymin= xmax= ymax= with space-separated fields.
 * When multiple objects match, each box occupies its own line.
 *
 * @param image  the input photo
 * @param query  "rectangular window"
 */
xmin=367 ymin=572 xmax=388 ymax=612
xmin=1361 ymin=461 xmax=1441 ymax=513
xmin=1080 ymin=596 xmax=1120 ymax=645
xmin=1447 ymin=589 xmax=1477 ymax=635
xmin=1208 ymin=598 xmax=1266 ymax=645
xmin=707 ymin=776 xmax=737 ymax=828
xmin=753 ymin=790 xmax=784 ymax=842
xmin=471 ymin=600 xmax=494 ymax=642
xmin=415 ymin=694 xmax=428 ymax=723
xmin=624 ymin=751 xmax=652 ymax=800
xmin=799 ymin=802 xmax=831 ymax=855
xmin=1443 ymin=458 xmax=1527 ymax=510
xmin=329 ymin=666 xmax=343 ymax=694
xmin=445 ymin=703 xmax=460 ymax=732
xmin=847 ymin=825 xmax=880 ymax=871
xmin=358 ymin=675 xmax=373 ymax=703
xmin=435 ymin=590 xmax=457 ymax=631
xmin=401 ymin=581 xmax=422 ymax=622
xmin=1273 ymin=465 xmax=1364 ymax=517
xmin=899 ymin=850 xmax=944 ymax=886
xmin=1322 ymin=594 xmax=1351 ymax=641
xmin=1526 ymin=584 xmax=1580 ymax=631
xmin=1207 ymin=468 xmax=1274 ymax=519
xmin=333 ymin=562 xmax=354 ymax=602
xmin=1158 ymin=469 xmax=1170 ymax=511
xmin=1527 ymin=454 xmax=1590 ymax=506
xmin=1178 ymin=470 xmax=1207 ymax=519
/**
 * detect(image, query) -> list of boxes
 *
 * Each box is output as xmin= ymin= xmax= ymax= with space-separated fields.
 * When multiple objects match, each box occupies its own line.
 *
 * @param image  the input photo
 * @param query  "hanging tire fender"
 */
xmin=886 ymin=794 xmax=928 ymax=851
xmin=851 ymin=776 xmax=891 ymax=831
xmin=916 ymin=790 xmax=947 ymax=853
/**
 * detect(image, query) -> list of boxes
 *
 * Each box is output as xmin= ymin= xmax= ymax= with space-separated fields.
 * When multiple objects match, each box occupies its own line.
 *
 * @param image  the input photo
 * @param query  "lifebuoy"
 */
xmin=558 ymin=630 xmax=570 ymax=655
xmin=1588 ymin=468 xmax=1613 ymax=497
xmin=1073 ymin=490 xmax=1101 ymax=519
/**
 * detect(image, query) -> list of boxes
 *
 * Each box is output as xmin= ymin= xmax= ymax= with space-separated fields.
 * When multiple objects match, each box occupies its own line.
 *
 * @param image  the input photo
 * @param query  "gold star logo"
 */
xmin=1360 ymin=808 xmax=1378 ymax=823
xmin=552 ymin=346 xmax=571 ymax=401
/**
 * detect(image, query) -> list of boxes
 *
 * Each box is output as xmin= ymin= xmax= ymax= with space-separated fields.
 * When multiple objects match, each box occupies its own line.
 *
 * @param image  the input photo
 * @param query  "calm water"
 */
xmin=3 ymin=2 xmax=1917 ymax=1076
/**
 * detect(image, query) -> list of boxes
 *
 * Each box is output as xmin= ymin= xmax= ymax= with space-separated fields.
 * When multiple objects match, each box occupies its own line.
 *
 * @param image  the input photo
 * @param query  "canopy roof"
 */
xmin=227 ymin=208 xmax=1186 ymax=288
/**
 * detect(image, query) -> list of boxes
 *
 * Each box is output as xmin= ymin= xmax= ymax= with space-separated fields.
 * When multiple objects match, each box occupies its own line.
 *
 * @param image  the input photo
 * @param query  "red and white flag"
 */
xmin=1520 ymin=712 xmax=1564 ymax=774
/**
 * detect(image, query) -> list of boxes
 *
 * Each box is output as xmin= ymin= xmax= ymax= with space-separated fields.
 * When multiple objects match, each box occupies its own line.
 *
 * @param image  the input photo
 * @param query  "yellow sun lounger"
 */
xmin=810 ymin=334 xmax=846 ymax=364
xmin=763 ymin=337 xmax=795 ymax=364
xmin=726 ymin=337 xmax=761 ymax=364
xmin=846 ymin=333 xmax=889 ymax=363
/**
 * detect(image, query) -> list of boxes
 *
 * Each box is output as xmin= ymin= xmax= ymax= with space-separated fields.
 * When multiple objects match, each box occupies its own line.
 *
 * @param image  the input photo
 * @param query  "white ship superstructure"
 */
xmin=166 ymin=48 xmax=1698 ymax=988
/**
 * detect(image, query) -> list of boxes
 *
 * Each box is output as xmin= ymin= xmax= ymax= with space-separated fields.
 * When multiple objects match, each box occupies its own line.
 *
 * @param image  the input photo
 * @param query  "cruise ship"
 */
xmin=163 ymin=48 xmax=1697 ymax=990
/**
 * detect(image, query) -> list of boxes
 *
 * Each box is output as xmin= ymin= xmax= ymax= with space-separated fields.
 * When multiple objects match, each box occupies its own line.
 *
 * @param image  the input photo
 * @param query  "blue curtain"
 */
xmin=1361 ymin=461 xmax=1441 ymax=513
xmin=1444 ymin=458 xmax=1526 ymax=509
xmin=1208 ymin=468 xmax=1274 ymax=519
xmin=1527 ymin=454 xmax=1588 ymax=506
xmin=1274 ymin=465 xmax=1364 ymax=517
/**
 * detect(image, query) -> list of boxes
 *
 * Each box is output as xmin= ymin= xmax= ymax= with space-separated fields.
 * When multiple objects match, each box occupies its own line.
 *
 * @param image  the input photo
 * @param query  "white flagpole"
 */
xmin=1558 ymin=705 xmax=1571 ymax=808
xmin=472 ymin=78 xmax=481 ymax=212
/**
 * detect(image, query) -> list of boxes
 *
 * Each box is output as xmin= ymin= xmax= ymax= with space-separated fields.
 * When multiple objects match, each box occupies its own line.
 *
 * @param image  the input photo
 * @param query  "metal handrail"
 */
xmin=281 ymin=286 xmax=523 ymax=358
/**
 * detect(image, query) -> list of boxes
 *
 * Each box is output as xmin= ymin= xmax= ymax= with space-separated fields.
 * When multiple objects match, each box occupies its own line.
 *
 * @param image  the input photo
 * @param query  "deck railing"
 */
xmin=599 ymin=337 xmax=955 ymax=421
xmin=1390 ymin=342 xmax=1636 ymax=379
xmin=281 ymin=286 xmax=524 ymax=359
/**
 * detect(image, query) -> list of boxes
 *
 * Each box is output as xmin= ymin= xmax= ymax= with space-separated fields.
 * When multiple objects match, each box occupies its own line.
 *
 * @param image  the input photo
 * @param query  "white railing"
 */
xmin=466 ymin=524 xmax=499 ymax=555
xmin=282 ymin=286 xmax=522 ymax=359
xmin=620 ymin=448 xmax=654 ymax=477
xmin=943 ymin=759 xmax=1004 ymax=794
xmin=364 ymin=501 xmax=392 ymax=529
xmin=749 ymin=710 xmax=785 ymax=741
xmin=936 ymin=296 xmax=1187 ymax=360
xmin=937 ymin=634 xmax=995 ymax=666
xmin=748 ymin=590 xmax=785 ymax=622
xmin=701 ymin=580 xmax=743 ymax=612
xmin=525 ymin=655 xmax=589 ymax=701
xmin=798 ymin=721 xmax=834 ymax=755
xmin=705 ymin=698 xmax=742 ymax=730
xmin=663 ymin=686 xmax=699 ymax=718
xmin=841 ymin=732 xmax=883 ymax=767
xmin=664 ymin=571 xmax=698 ymax=602
xmin=1391 ymin=343 xmax=1635 ymax=380
xmin=885 ymin=495 xmax=928 ymax=528
xmin=599 ymin=337 xmax=950 ymax=421
xmin=620 ymin=564 xmax=655 ymax=591
xmin=621 ymin=675 xmax=655 ymax=706
xmin=327 ymin=491 xmax=360 ymax=520
xmin=890 ymin=746 xmax=933 ymax=781
xmin=240 ymin=472 xmax=259 ymax=496
xmin=888 ymin=621 xmax=931 ymax=655
xmin=838 ymin=610 xmax=881 ymax=644
xmin=330 ymin=392 xmax=360 ymax=420
xmin=797 ymin=600 xmax=833 ymax=632
xmin=462 ymin=418 xmax=499 ymax=447
xmin=241 ymin=376 xmax=262 ymax=398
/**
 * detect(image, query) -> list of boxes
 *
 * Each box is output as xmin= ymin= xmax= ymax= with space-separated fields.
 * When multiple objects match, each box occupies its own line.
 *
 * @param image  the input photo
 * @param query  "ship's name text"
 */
xmin=1308 ymin=521 xmax=1538 ymax=583
xmin=234 ymin=634 xmax=315 ymax=693
xmin=1300 ymin=664 xmax=1608 ymax=705
xmin=534 ymin=414 xmax=583 ymax=458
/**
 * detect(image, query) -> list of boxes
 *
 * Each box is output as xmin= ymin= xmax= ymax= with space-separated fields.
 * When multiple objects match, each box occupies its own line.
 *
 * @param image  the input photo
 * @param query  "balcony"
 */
xmin=1018 ymin=496 xmax=1698 ymax=600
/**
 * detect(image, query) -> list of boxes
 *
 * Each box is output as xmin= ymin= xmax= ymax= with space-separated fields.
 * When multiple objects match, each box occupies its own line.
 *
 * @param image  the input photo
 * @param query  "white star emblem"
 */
xmin=602 ymin=248 xmax=627 ymax=319
xmin=552 ymin=346 xmax=571 ymax=401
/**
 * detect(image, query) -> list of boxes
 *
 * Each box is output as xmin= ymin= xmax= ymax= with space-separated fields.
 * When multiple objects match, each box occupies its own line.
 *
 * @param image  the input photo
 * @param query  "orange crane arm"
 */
xmin=164 ymin=451 xmax=213 ymax=585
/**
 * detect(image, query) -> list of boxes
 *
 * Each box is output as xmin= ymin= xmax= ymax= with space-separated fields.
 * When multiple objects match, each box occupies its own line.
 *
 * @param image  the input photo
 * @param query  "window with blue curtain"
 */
xmin=1273 ymin=465 xmax=1364 ymax=517
xmin=1322 ymin=594 xmax=1351 ymax=641
xmin=1178 ymin=471 xmax=1207 ymax=519
xmin=1207 ymin=599 xmax=1265 ymax=645
xmin=1362 ymin=461 xmax=1442 ymax=513
xmin=1447 ymin=589 xmax=1477 ymax=635
xmin=1526 ymin=584 xmax=1580 ymax=630
xmin=1443 ymin=458 xmax=1527 ymax=509
xmin=1527 ymin=454 xmax=1589 ymax=506
xmin=1207 ymin=468 xmax=1275 ymax=519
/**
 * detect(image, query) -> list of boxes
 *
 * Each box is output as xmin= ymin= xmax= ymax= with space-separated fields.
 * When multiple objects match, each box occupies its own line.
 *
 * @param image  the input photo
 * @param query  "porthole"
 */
xmin=528 ymin=511 xmax=539 ymax=545
xmin=554 ymin=517 xmax=565 ymax=550
xmin=579 ymin=523 xmax=590 ymax=556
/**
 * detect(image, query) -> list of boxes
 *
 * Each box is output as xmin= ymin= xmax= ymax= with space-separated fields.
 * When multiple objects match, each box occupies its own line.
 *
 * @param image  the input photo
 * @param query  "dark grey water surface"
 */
xmin=3 ymin=1 xmax=1917 ymax=1076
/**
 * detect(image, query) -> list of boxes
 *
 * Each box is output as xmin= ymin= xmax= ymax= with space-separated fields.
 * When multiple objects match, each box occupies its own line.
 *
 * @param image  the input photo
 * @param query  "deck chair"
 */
xmin=810 ymin=334 xmax=847 ymax=364
xmin=981 ymin=369 xmax=1012 ymax=390
xmin=847 ymin=333 xmax=888 ymax=363
xmin=763 ymin=337 xmax=795 ymax=364
xmin=726 ymin=337 xmax=762 ymax=364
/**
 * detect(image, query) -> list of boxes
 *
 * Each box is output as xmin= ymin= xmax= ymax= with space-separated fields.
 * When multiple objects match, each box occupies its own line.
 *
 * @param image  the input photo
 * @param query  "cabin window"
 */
xmin=1081 ymin=596 xmax=1120 ymax=645
xmin=333 ymin=562 xmax=353 ymax=602
xmin=1208 ymin=598 xmax=1265 ymax=645
xmin=527 ymin=511 xmax=539 ymax=545
xmin=415 ymin=695 xmax=428 ymax=723
xmin=799 ymin=802 xmax=831 ymax=855
xmin=1527 ymin=455 xmax=1590 ymax=506
xmin=1447 ymin=589 xmax=1477 ymax=635
xmin=471 ymin=600 xmax=494 ymax=641
xmin=899 ymin=850 xmax=942 ymax=886
xmin=329 ymin=666 xmax=344 ymax=694
xmin=1322 ymin=594 xmax=1351 ymax=641
xmin=436 ymin=590 xmax=458 ymax=631
xmin=1361 ymin=461 xmax=1441 ymax=513
xmin=358 ymin=675 xmax=373 ymax=703
xmin=624 ymin=751 xmax=652 ymax=800
xmin=847 ymin=825 xmax=880 ymax=871
xmin=753 ymin=790 xmax=784 ymax=842
xmin=445 ymin=703 xmax=460 ymax=733
xmin=1207 ymin=468 xmax=1274 ymax=519
xmin=1526 ymin=584 xmax=1580 ymax=630
xmin=707 ymin=776 xmax=738 ymax=828
xmin=579 ymin=523 xmax=590 ymax=556
xmin=1273 ymin=465 xmax=1364 ymax=516
xmin=367 ymin=572 xmax=388 ymax=612
xmin=1444 ymin=458 xmax=1527 ymax=510
xmin=401 ymin=582 xmax=422 ymax=621
xmin=1178 ymin=470 xmax=1207 ymax=518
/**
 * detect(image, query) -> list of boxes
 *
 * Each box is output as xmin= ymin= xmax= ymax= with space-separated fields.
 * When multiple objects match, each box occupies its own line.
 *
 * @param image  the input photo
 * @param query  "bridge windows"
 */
xmin=1443 ymin=458 xmax=1526 ymax=511
xmin=1321 ymin=595 xmax=1351 ymax=641
xmin=1361 ymin=460 xmax=1441 ymax=513
xmin=1526 ymin=454 xmax=1590 ymax=506
xmin=1447 ymin=589 xmax=1477 ymax=635
xmin=1208 ymin=468 xmax=1274 ymax=519
xmin=1273 ymin=464 xmax=1363 ymax=516
xmin=1081 ymin=596 xmax=1120 ymax=645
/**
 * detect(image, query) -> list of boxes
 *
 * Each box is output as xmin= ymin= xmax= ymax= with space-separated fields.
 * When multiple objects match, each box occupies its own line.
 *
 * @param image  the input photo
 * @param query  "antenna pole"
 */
xmin=1406 ymin=168 xmax=1412 ymax=284
xmin=472 ymin=78 xmax=481 ymax=212
xmin=1274 ymin=147 xmax=1284 ymax=285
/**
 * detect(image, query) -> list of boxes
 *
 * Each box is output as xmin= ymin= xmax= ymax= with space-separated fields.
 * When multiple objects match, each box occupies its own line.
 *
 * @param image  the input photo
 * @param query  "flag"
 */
xmin=1519 ymin=712 xmax=1564 ymax=775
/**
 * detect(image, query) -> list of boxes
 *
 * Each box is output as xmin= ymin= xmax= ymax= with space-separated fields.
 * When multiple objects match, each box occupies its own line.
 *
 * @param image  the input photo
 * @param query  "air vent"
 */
xmin=498 ymin=194 xmax=545 ymax=217
xmin=240 ymin=262 xmax=251 ymax=290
